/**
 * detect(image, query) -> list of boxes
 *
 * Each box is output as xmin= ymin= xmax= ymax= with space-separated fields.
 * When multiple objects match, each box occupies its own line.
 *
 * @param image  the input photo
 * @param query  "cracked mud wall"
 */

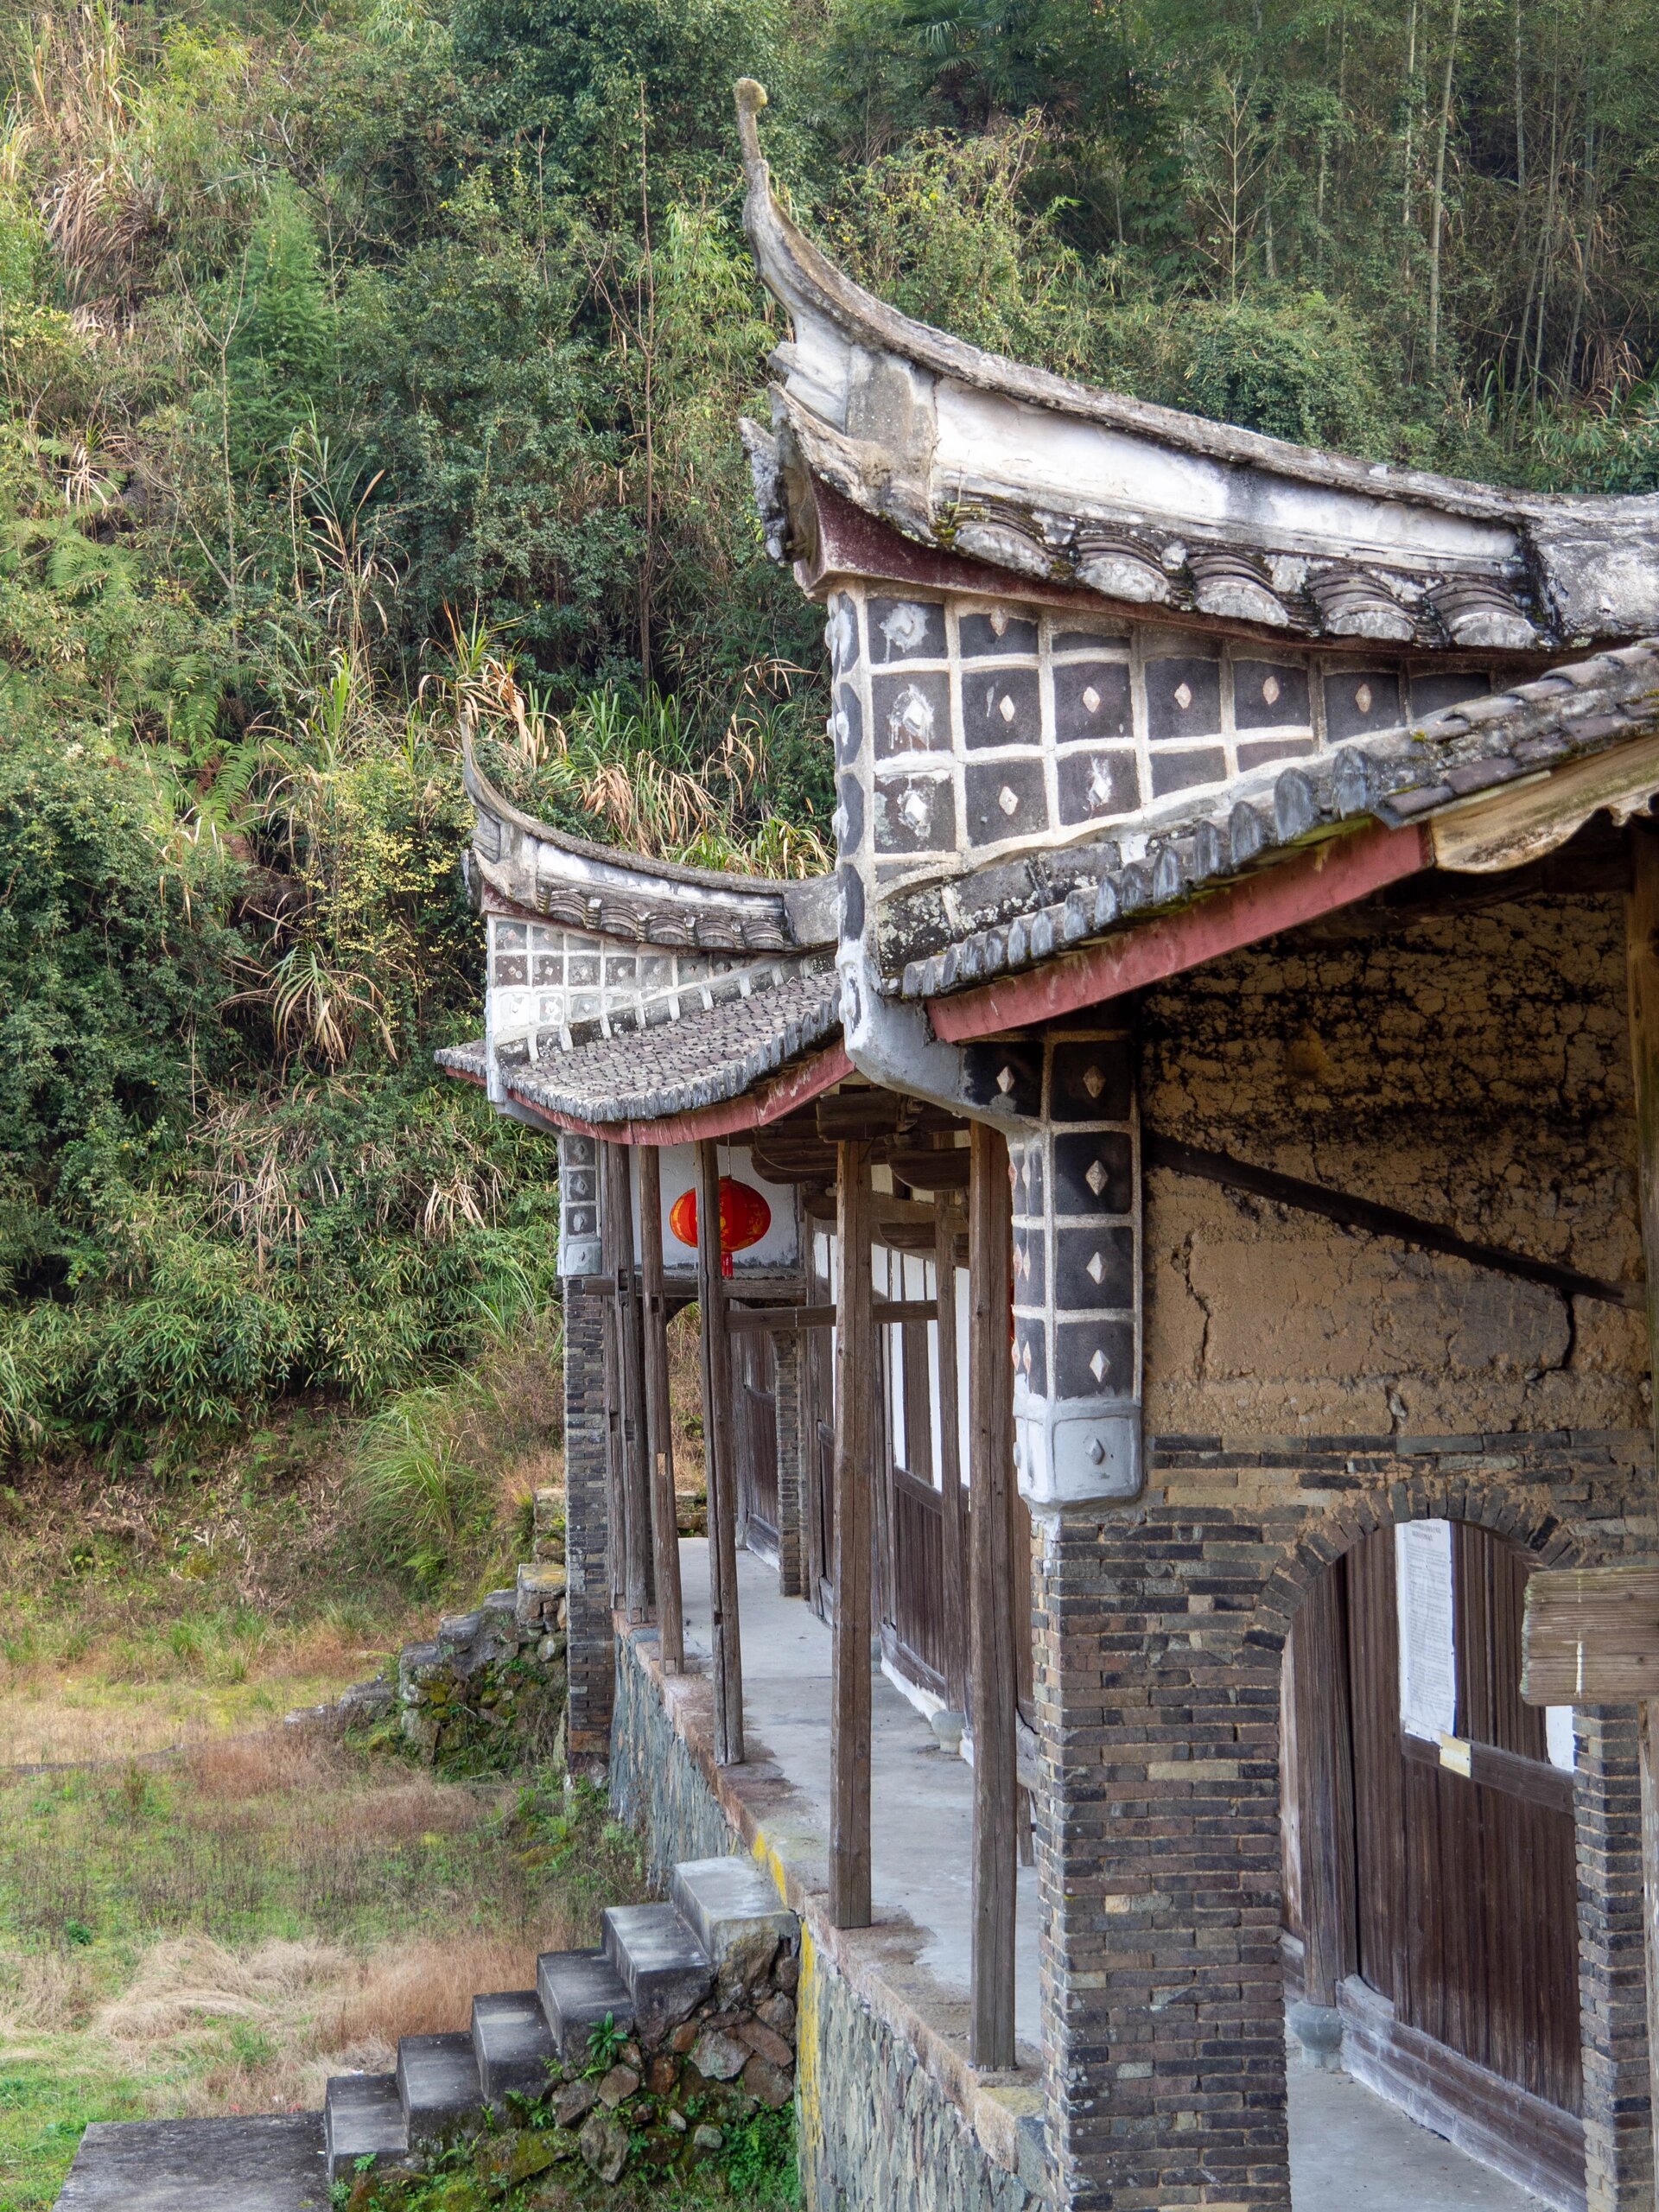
xmin=1141 ymin=889 xmax=1648 ymax=1438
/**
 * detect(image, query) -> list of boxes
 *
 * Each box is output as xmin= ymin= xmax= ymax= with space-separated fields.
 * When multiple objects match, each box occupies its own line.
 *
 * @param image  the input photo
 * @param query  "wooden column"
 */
xmin=935 ymin=1194 xmax=969 ymax=1717
xmin=1624 ymin=817 xmax=1659 ymax=2148
xmin=604 ymin=1141 xmax=652 ymax=1624
xmin=1286 ymin=1569 xmax=1357 ymax=2008
xmin=831 ymin=1138 xmax=874 ymax=1929
xmin=639 ymin=1145 xmax=683 ymax=1671
xmin=599 ymin=1145 xmax=628 ymax=1612
xmin=968 ymin=1121 xmax=1017 ymax=2069
xmin=696 ymin=1139 xmax=744 ymax=1765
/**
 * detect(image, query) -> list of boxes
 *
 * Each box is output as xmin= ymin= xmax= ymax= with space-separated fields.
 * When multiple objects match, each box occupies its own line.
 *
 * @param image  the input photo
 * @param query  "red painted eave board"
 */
xmin=926 ymin=822 xmax=1429 ymax=1043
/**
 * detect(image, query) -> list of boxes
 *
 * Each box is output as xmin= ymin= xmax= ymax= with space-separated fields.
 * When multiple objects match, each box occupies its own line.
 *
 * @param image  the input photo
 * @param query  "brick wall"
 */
xmin=563 ymin=1275 xmax=613 ymax=1763
xmin=1031 ymin=1432 xmax=1656 ymax=2212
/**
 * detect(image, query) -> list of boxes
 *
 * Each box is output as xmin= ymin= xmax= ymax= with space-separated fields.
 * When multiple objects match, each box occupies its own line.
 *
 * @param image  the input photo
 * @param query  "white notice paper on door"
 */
xmin=1396 ymin=1519 xmax=1458 ymax=1743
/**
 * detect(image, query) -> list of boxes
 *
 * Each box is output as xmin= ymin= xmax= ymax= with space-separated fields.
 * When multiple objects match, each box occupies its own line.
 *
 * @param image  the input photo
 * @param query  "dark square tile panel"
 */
xmin=1325 ymin=668 xmax=1402 ymax=739
xmin=1052 ymin=1131 xmax=1135 ymax=1216
xmin=1049 ymin=1041 xmax=1134 ymax=1122
xmin=1055 ymin=1316 xmax=1136 ymax=1398
xmin=1014 ymin=1318 xmax=1048 ymax=1398
xmin=962 ymin=664 xmax=1042 ymax=751
xmin=1055 ymin=1223 xmax=1136 ymax=1310
xmin=1150 ymin=747 xmax=1227 ymax=798
xmin=1058 ymin=747 xmax=1141 ymax=826
xmin=874 ymin=771 xmax=956 ymax=855
xmin=873 ymin=669 xmax=951 ymax=758
xmin=1054 ymin=658 xmax=1132 ymax=743
xmin=964 ymin=756 xmax=1049 ymax=844
xmin=960 ymin=610 xmax=1039 ymax=657
xmin=869 ymin=597 xmax=946 ymax=661
xmin=1233 ymin=659 xmax=1311 ymax=729
xmin=1146 ymin=655 xmax=1221 ymax=740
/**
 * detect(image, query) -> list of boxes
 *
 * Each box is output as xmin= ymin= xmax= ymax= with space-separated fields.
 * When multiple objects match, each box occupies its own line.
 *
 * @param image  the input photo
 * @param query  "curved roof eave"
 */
xmin=733 ymin=81 xmax=1659 ymax=646
xmin=464 ymin=741 xmax=837 ymax=949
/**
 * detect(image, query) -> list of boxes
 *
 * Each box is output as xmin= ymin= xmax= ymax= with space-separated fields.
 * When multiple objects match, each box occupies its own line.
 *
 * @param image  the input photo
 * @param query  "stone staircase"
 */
xmin=55 ymin=1857 xmax=799 ymax=2210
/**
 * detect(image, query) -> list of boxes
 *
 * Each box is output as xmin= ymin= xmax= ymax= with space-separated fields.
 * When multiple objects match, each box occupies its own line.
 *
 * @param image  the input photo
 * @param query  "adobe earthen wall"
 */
xmin=1139 ymin=891 xmax=1647 ymax=1437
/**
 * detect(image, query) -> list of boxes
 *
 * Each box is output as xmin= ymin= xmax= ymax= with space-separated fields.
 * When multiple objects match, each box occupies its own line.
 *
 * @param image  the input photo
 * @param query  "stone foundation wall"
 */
xmin=563 ymin=1272 xmax=614 ymax=1761
xmin=608 ymin=1628 xmax=735 ymax=1886
xmin=607 ymin=1630 xmax=1041 ymax=2212
xmin=797 ymin=1942 xmax=1039 ymax=2212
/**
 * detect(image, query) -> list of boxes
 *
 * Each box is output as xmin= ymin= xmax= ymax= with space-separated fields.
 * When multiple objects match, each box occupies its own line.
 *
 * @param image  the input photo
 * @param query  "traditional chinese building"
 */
xmin=440 ymin=81 xmax=1659 ymax=2212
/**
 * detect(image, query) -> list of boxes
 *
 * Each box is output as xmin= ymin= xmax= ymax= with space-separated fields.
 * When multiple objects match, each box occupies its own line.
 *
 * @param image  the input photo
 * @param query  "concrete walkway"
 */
xmin=1288 ymin=2062 xmax=1548 ymax=2209
xmin=688 ymin=1538 xmax=1553 ymax=2210
xmin=677 ymin=1538 xmax=1044 ymax=2051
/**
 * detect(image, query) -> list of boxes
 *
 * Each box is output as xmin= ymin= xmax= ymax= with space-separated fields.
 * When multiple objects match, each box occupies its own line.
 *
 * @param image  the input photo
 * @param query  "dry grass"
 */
xmin=0 ymin=1719 xmax=646 ymax=2205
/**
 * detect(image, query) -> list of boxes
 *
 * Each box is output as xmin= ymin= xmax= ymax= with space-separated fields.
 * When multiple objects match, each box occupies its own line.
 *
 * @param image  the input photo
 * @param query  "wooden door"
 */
xmin=731 ymin=1325 xmax=779 ymax=1559
xmin=882 ymin=1253 xmax=961 ymax=1697
xmin=1317 ymin=1522 xmax=1585 ymax=2205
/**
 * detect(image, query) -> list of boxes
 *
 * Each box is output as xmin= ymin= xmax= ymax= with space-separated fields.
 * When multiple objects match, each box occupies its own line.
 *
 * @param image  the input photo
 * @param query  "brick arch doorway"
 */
xmin=1281 ymin=1518 xmax=1584 ymax=2209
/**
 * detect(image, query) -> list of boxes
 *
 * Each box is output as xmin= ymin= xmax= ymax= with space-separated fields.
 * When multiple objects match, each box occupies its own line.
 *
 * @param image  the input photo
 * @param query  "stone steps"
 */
xmin=54 ymin=1854 xmax=798 ymax=2205
xmin=315 ymin=1854 xmax=785 ymax=2183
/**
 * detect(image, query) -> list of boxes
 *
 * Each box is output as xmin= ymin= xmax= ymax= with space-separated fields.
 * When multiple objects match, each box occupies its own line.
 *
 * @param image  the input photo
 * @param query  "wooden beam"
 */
xmin=892 ymin=1146 xmax=971 ymax=1192
xmin=639 ymin=1145 xmax=683 ymax=1672
xmin=1432 ymin=728 xmax=1659 ymax=874
xmin=1624 ymin=816 xmax=1659 ymax=2155
xmin=1522 ymin=1567 xmax=1659 ymax=1704
xmin=927 ymin=821 xmax=1427 ymax=1044
xmin=695 ymin=1139 xmax=744 ymax=1764
xmin=1147 ymin=1134 xmax=1643 ymax=1310
xmin=817 ymin=1090 xmax=908 ymax=1140
xmin=968 ymin=1122 xmax=1017 ymax=2069
xmin=830 ymin=1138 xmax=874 ymax=1929
xmin=727 ymin=1300 xmax=938 ymax=1332
xmin=935 ymin=1195 xmax=968 ymax=1717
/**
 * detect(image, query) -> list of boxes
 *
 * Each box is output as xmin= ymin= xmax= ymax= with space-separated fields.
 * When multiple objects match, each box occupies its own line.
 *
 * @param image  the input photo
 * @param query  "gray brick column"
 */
xmin=1577 ymin=1706 xmax=1654 ymax=2212
xmin=1031 ymin=1500 xmax=1288 ymax=2212
xmin=558 ymin=1132 xmax=614 ymax=1768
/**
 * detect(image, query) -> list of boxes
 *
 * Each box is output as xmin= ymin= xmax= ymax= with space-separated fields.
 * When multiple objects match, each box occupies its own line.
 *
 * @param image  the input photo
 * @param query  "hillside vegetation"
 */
xmin=2 ymin=0 xmax=1658 ymax=1465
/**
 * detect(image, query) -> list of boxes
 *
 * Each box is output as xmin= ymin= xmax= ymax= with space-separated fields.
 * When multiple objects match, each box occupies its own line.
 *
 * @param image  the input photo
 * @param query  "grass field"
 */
xmin=0 ymin=1730 xmax=649 ymax=2210
xmin=0 ymin=1314 xmax=734 ymax=2210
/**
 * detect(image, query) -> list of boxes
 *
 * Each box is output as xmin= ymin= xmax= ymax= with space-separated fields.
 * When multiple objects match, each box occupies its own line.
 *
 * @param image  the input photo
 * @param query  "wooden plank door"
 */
xmin=732 ymin=1325 xmax=779 ymax=1559
xmin=1332 ymin=1522 xmax=1584 ymax=2205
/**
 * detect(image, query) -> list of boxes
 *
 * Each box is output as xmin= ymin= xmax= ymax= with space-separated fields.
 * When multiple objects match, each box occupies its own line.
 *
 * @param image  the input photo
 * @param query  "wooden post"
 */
xmin=1625 ymin=817 xmax=1659 ymax=2140
xmin=696 ymin=1139 xmax=744 ymax=1764
xmin=599 ymin=1145 xmax=628 ymax=1613
xmin=1287 ymin=1569 xmax=1357 ymax=2007
xmin=935 ymin=1194 xmax=968 ymax=1717
xmin=604 ymin=1142 xmax=653 ymax=1624
xmin=968 ymin=1121 xmax=1017 ymax=2069
xmin=639 ymin=1145 xmax=683 ymax=1671
xmin=831 ymin=1138 xmax=874 ymax=1929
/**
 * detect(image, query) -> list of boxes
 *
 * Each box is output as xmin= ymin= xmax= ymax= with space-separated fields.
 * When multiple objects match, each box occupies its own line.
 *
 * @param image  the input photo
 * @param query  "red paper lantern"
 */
xmin=668 ymin=1178 xmax=772 ymax=1268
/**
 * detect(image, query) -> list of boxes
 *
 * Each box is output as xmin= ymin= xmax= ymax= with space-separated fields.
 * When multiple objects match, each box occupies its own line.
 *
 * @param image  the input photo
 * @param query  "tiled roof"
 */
xmin=893 ymin=640 xmax=1659 ymax=1001
xmin=473 ymin=966 xmax=842 ymax=1127
xmin=435 ymin=1039 xmax=489 ymax=1084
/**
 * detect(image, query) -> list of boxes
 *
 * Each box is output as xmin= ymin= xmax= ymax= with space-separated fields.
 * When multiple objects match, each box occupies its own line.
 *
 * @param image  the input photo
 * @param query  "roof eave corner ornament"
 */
xmin=734 ymin=78 xmax=770 ymax=201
